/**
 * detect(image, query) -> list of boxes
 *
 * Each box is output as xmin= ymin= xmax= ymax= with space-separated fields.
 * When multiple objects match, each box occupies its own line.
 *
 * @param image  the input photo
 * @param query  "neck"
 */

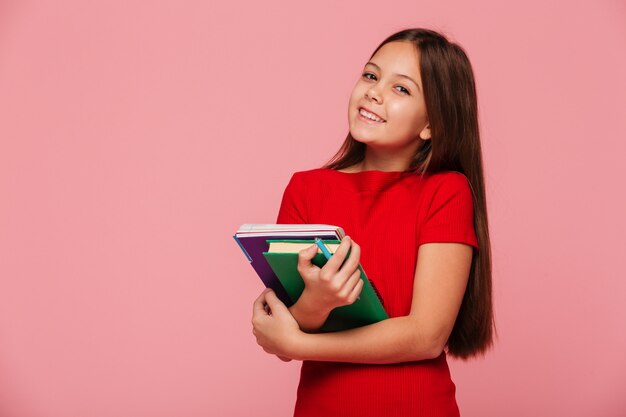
xmin=358 ymin=145 xmax=416 ymax=172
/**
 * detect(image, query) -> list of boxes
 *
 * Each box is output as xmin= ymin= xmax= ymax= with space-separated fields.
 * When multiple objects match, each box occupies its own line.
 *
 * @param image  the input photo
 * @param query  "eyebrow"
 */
xmin=365 ymin=62 xmax=421 ymax=93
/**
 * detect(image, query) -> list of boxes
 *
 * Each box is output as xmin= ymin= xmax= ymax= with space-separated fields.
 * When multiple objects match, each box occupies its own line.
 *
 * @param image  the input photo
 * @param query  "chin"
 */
xmin=350 ymin=130 xmax=376 ymax=145
xmin=348 ymin=119 xmax=370 ymax=143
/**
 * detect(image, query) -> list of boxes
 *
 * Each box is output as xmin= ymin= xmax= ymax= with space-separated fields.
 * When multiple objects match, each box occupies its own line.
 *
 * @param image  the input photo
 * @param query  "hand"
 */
xmin=252 ymin=288 xmax=304 ymax=360
xmin=296 ymin=236 xmax=364 ymax=314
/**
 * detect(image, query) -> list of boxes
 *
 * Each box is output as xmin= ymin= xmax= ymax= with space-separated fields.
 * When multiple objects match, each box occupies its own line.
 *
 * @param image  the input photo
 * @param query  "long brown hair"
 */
xmin=323 ymin=28 xmax=496 ymax=360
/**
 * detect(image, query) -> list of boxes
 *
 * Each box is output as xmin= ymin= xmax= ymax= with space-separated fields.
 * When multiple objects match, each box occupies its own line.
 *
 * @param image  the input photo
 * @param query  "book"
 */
xmin=233 ymin=224 xmax=347 ymax=304
xmin=233 ymin=224 xmax=388 ymax=332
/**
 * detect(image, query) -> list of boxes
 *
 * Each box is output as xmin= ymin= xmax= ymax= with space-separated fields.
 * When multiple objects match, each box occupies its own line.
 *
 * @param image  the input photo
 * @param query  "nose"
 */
xmin=365 ymin=86 xmax=382 ymax=103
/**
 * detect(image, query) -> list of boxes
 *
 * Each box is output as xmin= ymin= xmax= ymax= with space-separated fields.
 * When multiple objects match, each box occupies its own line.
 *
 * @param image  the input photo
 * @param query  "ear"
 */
xmin=419 ymin=123 xmax=431 ymax=140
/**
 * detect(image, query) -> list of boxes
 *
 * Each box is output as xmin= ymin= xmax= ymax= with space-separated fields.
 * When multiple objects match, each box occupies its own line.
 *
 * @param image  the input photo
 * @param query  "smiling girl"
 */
xmin=251 ymin=28 xmax=495 ymax=417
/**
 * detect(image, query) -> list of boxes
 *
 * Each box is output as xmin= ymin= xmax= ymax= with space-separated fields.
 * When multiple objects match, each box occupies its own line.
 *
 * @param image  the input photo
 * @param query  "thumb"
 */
xmin=298 ymin=244 xmax=319 ymax=263
xmin=264 ymin=289 xmax=290 ymax=316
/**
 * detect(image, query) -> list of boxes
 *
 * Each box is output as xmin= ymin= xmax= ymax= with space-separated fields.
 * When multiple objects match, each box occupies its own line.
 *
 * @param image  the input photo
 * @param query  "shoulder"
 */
xmin=280 ymin=168 xmax=329 ymax=197
xmin=419 ymin=171 xmax=474 ymax=208
xmin=424 ymin=170 xmax=470 ymax=184
xmin=287 ymin=167 xmax=331 ymax=185
xmin=292 ymin=167 xmax=330 ymax=177
xmin=423 ymin=170 xmax=472 ymax=193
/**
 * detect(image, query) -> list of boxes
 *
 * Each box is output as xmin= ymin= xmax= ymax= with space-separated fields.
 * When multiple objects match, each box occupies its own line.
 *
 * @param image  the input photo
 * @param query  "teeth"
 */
xmin=359 ymin=108 xmax=384 ymax=122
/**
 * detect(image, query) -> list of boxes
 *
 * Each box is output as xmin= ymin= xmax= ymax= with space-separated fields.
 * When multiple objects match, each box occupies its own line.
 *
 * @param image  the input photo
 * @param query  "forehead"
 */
xmin=368 ymin=41 xmax=420 ymax=76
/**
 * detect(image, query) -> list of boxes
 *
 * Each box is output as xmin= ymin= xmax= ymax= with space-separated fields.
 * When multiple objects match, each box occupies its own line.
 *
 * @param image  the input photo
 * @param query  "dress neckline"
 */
xmin=335 ymin=169 xmax=407 ymax=174
xmin=323 ymin=167 xmax=414 ymax=175
xmin=321 ymin=167 xmax=418 ymax=192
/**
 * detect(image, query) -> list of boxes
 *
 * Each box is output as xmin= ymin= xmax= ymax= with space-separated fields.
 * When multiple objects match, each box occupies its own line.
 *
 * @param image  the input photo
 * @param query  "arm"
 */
xmin=289 ymin=242 xmax=473 ymax=364
xmin=288 ymin=291 xmax=331 ymax=333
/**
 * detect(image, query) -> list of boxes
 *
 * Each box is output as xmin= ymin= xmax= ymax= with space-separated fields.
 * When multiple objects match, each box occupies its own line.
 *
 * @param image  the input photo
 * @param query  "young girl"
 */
xmin=251 ymin=28 xmax=495 ymax=417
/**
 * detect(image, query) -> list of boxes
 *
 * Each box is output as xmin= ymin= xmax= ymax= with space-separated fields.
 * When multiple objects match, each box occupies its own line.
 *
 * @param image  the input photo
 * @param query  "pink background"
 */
xmin=1 ymin=1 xmax=625 ymax=416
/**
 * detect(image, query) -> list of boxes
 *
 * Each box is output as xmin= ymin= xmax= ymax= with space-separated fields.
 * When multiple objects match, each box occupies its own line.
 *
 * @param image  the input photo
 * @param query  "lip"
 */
xmin=358 ymin=106 xmax=386 ymax=123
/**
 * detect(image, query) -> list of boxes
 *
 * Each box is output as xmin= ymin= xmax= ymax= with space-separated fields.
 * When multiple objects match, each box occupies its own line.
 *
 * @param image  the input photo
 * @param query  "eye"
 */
xmin=396 ymin=85 xmax=410 ymax=95
xmin=363 ymin=72 xmax=410 ymax=95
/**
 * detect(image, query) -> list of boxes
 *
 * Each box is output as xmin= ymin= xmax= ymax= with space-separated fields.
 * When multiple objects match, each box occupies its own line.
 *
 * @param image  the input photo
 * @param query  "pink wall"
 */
xmin=1 ymin=1 xmax=625 ymax=416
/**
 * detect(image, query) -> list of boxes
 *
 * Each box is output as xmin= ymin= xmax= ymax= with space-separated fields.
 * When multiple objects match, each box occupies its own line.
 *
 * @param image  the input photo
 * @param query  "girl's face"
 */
xmin=348 ymin=41 xmax=431 ymax=153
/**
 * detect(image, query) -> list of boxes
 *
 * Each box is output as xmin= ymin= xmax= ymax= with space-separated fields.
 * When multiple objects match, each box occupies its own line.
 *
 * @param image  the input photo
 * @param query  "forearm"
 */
xmin=291 ymin=315 xmax=440 ymax=364
xmin=288 ymin=291 xmax=331 ymax=333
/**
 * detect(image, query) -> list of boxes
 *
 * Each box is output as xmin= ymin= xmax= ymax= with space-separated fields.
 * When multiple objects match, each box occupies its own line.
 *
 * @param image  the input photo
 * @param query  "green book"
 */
xmin=262 ymin=239 xmax=388 ymax=332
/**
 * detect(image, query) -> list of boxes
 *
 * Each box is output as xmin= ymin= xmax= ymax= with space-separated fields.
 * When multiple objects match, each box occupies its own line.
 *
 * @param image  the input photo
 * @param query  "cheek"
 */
xmin=389 ymin=103 xmax=424 ymax=129
xmin=348 ymin=93 xmax=356 ymax=112
xmin=348 ymin=89 xmax=365 ymax=119
xmin=348 ymin=86 xmax=363 ymax=107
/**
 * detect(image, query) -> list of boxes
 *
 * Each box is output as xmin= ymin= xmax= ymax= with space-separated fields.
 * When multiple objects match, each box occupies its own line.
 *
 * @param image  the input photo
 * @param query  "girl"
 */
xmin=251 ymin=28 xmax=495 ymax=417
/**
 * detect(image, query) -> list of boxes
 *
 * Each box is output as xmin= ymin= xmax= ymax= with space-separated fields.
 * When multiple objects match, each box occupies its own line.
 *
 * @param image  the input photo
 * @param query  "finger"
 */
xmin=263 ymin=289 xmax=290 ymax=315
xmin=329 ymin=240 xmax=360 ymax=289
xmin=253 ymin=288 xmax=272 ymax=316
xmin=337 ymin=268 xmax=361 ymax=301
xmin=347 ymin=277 xmax=364 ymax=302
xmin=339 ymin=240 xmax=360 ymax=274
xmin=342 ymin=268 xmax=363 ymax=294
xmin=297 ymin=244 xmax=320 ymax=271
xmin=321 ymin=236 xmax=352 ymax=273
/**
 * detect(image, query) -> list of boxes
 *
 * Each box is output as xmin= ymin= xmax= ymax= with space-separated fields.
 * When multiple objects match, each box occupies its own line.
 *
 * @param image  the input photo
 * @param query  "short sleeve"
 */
xmin=276 ymin=172 xmax=308 ymax=224
xmin=417 ymin=173 xmax=479 ymax=252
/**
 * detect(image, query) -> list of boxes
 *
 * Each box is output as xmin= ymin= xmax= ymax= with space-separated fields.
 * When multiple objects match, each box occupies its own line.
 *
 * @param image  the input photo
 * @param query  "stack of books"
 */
xmin=233 ymin=224 xmax=388 ymax=332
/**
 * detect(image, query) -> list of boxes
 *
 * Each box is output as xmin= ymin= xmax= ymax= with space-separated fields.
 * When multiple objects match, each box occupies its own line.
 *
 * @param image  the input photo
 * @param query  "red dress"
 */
xmin=276 ymin=168 xmax=479 ymax=417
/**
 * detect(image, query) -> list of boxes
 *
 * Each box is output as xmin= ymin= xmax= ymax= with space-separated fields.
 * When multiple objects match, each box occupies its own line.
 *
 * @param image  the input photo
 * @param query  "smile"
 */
xmin=358 ymin=108 xmax=386 ymax=123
